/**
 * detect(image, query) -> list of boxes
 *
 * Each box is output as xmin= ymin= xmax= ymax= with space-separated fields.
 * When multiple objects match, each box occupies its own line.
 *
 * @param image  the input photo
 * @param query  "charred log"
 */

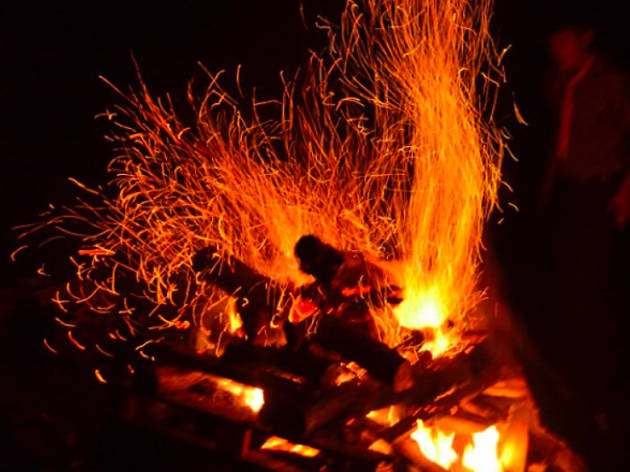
xmin=312 ymin=314 xmax=410 ymax=386
xmin=193 ymin=244 xmax=411 ymax=386
xmin=193 ymin=246 xmax=289 ymax=340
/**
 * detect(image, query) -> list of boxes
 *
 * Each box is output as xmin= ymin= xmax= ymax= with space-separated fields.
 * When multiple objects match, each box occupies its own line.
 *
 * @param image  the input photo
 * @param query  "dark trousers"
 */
xmin=547 ymin=180 xmax=619 ymax=395
xmin=544 ymin=178 xmax=630 ymax=467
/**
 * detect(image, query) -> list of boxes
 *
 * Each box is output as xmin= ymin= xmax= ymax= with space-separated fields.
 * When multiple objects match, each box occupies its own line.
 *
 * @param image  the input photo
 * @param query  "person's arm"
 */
xmin=610 ymin=173 xmax=630 ymax=228
xmin=538 ymin=69 xmax=561 ymax=209
xmin=608 ymin=73 xmax=630 ymax=228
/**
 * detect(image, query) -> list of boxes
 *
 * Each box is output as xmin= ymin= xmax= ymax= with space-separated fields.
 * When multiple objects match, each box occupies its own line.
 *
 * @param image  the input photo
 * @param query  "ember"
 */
xmin=260 ymin=436 xmax=321 ymax=458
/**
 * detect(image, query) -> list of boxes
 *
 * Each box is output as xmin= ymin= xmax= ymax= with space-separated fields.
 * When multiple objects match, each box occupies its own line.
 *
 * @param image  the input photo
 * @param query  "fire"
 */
xmin=23 ymin=0 xmax=505 ymax=362
xmin=243 ymin=387 xmax=265 ymax=413
xmin=260 ymin=436 xmax=320 ymax=458
xmin=317 ymin=0 xmax=505 ymax=358
xmin=213 ymin=378 xmax=265 ymax=413
xmin=394 ymin=289 xmax=457 ymax=357
xmin=411 ymin=420 xmax=458 ymax=470
xmin=369 ymin=404 xmax=528 ymax=472
xmin=462 ymin=426 xmax=502 ymax=472
xmin=409 ymin=422 xmax=516 ymax=472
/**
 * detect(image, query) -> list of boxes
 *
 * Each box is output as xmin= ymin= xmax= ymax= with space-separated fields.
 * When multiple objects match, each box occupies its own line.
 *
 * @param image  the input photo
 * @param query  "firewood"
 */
xmin=304 ymin=381 xmax=369 ymax=436
xmin=294 ymin=235 xmax=402 ymax=309
xmin=193 ymin=246 xmax=290 ymax=340
xmin=379 ymin=338 xmax=505 ymax=442
xmin=221 ymin=343 xmax=331 ymax=383
xmin=312 ymin=314 xmax=411 ymax=386
xmin=193 ymin=245 xmax=413 ymax=386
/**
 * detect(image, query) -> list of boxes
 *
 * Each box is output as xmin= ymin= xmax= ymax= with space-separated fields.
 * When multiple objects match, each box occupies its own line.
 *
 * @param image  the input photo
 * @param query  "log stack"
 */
xmin=74 ymin=236 xmax=584 ymax=471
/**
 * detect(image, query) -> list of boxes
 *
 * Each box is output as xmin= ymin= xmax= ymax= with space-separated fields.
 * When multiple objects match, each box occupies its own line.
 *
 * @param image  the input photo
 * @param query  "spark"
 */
xmin=67 ymin=330 xmax=86 ymax=351
xmin=94 ymin=369 xmax=108 ymax=384
xmin=43 ymin=338 xmax=58 ymax=355
xmin=95 ymin=344 xmax=114 ymax=358
xmin=54 ymin=316 xmax=77 ymax=328
xmin=10 ymin=245 xmax=28 ymax=262
xmin=36 ymin=264 xmax=51 ymax=277
xmin=30 ymin=0 xmax=505 ymax=361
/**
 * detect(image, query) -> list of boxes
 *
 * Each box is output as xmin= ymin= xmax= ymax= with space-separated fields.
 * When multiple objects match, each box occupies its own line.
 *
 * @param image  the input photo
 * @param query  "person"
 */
xmin=539 ymin=22 xmax=630 ymax=468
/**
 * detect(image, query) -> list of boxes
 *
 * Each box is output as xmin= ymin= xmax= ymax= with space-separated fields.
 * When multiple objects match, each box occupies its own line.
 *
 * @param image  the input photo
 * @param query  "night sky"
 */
xmin=2 ymin=0 xmax=627 ymax=283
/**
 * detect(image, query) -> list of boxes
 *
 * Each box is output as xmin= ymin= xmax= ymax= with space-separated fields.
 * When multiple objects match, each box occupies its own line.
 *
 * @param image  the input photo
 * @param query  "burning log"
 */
xmin=220 ymin=343 xmax=331 ymax=383
xmin=193 ymin=242 xmax=411 ymax=387
xmin=193 ymin=246 xmax=289 ymax=341
xmin=312 ymin=314 xmax=410 ymax=386
xmin=294 ymin=235 xmax=403 ymax=310
xmin=379 ymin=338 xmax=507 ymax=443
xmin=192 ymin=247 xmax=279 ymax=297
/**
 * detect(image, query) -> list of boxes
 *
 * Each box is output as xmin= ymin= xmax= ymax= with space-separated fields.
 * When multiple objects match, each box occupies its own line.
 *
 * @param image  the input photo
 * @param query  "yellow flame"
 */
xmin=261 ymin=436 xmax=320 ymax=458
xmin=214 ymin=378 xmax=264 ymax=413
xmin=408 ymin=419 xmax=528 ymax=472
xmin=411 ymin=420 xmax=458 ymax=470
xmin=367 ymin=405 xmax=403 ymax=426
xmin=244 ymin=387 xmax=265 ymax=413
xmin=463 ymin=426 xmax=502 ymax=472
xmin=36 ymin=0 xmax=505 ymax=360
xmin=227 ymin=301 xmax=243 ymax=334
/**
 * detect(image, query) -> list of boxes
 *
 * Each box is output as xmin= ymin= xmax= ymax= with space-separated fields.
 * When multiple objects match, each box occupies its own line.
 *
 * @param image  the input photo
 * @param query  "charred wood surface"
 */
xmin=312 ymin=314 xmax=409 ymax=386
xmin=193 ymin=245 xmax=410 ymax=386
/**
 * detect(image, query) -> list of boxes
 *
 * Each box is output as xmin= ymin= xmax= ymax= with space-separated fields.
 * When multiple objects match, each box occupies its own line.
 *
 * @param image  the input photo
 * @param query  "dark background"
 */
xmin=1 ymin=1 xmax=628 ymax=470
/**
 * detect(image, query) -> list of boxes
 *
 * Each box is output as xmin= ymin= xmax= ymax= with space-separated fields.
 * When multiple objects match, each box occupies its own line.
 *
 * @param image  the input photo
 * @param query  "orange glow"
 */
xmin=214 ymin=378 xmax=264 ymax=413
xmin=368 ymin=439 xmax=394 ymax=455
xmin=261 ymin=436 xmax=320 ymax=458
xmin=463 ymin=426 xmax=502 ymax=472
xmin=406 ymin=416 xmax=530 ymax=472
xmin=498 ymin=406 xmax=529 ymax=472
xmin=94 ymin=369 xmax=108 ymax=384
xmin=25 ymin=0 xmax=505 ymax=363
xmin=226 ymin=299 xmax=244 ymax=334
xmin=411 ymin=420 xmax=458 ymax=470
xmin=366 ymin=405 xmax=403 ymax=426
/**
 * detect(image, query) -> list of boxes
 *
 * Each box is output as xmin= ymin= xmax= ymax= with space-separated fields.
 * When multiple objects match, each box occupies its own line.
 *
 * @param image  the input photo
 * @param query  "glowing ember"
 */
xmin=367 ymin=405 xmax=403 ymax=426
xmin=368 ymin=439 xmax=394 ymax=455
xmin=261 ymin=436 xmax=320 ymax=458
xmin=244 ymin=387 xmax=265 ymax=413
xmin=411 ymin=420 xmax=458 ymax=470
xmin=462 ymin=426 xmax=502 ymax=472
xmin=214 ymin=378 xmax=265 ymax=413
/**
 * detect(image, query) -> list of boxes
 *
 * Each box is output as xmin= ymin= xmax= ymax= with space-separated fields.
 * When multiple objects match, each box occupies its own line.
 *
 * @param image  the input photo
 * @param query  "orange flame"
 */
xmin=411 ymin=420 xmax=458 ymax=470
xmin=338 ymin=0 xmax=505 ymax=357
xmin=260 ymin=436 xmax=320 ymax=458
xmin=214 ymin=378 xmax=265 ymax=413
xmin=409 ymin=421 xmax=522 ymax=472
xmin=462 ymin=426 xmax=502 ymax=472
xmin=27 ymin=0 xmax=506 ymax=361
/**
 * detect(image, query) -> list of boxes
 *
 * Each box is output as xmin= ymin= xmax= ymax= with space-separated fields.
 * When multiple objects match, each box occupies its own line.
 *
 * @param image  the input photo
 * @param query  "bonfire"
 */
xmin=15 ymin=0 xmax=586 ymax=470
